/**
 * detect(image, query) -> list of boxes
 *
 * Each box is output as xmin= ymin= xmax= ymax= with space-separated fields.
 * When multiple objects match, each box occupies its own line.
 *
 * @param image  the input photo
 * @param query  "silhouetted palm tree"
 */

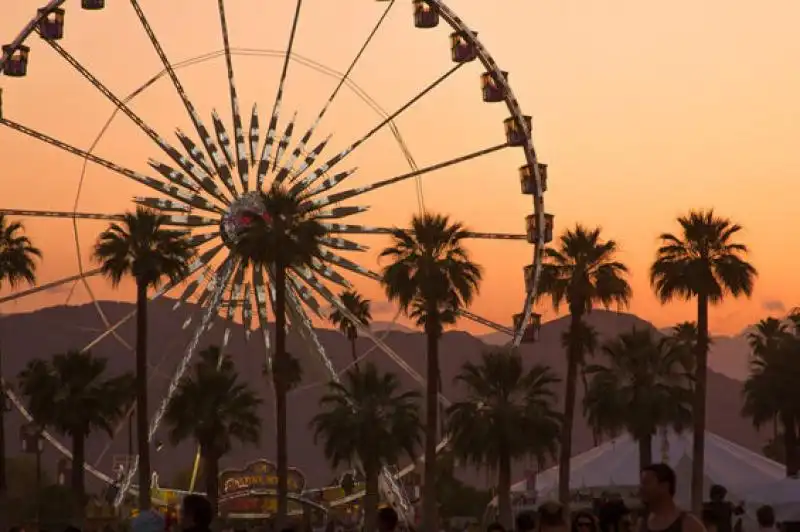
xmin=651 ymin=209 xmax=756 ymax=512
xmin=17 ymin=350 xmax=132 ymax=513
xmin=380 ymin=212 xmax=481 ymax=532
xmin=165 ymin=346 xmax=261 ymax=514
xmin=583 ymin=328 xmax=692 ymax=470
xmin=93 ymin=207 xmax=192 ymax=510
xmin=329 ymin=290 xmax=372 ymax=368
xmin=447 ymin=348 xmax=561 ymax=529
xmin=234 ymin=186 xmax=325 ymax=524
xmin=537 ymin=224 xmax=631 ymax=507
xmin=0 ymin=214 xmax=41 ymax=515
xmin=311 ymin=364 xmax=421 ymax=532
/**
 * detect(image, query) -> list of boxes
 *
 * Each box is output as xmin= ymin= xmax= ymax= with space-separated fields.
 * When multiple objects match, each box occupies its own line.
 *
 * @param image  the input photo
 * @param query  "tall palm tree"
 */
xmin=233 ymin=186 xmax=325 ymax=525
xmin=164 ymin=346 xmax=261 ymax=515
xmin=446 ymin=348 xmax=561 ymax=529
xmin=537 ymin=224 xmax=631 ymax=507
xmin=329 ymin=290 xmax=372 ymax=368
xmin=669 ymin=321 xmax=699 ymax=376
xmin=561 ymin=321 xmax=599 ymax=445
xmin=650 ymin=209 xmax=756 ymax=512
xmin=380 ymin=212 xmax=482 ymax=532
xmin=17 ymin=350 xmax=133 ymax=513
xmin=741 ymin=318 xmax=800 ymax=476
xmin=583 ymin=328 xmax=692 ymax=470
xmin=93 ymin=207 xmax=193 ymax=510
xmin=0 ymin=214 xmax=41 ymax=518
xmin=311 ymin=364 xmax=421 ymax=532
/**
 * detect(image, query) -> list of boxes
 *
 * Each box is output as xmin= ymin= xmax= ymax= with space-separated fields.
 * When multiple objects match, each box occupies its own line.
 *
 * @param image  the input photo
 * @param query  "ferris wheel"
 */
xmin=0 ymin=0 xmax=552 ymax=520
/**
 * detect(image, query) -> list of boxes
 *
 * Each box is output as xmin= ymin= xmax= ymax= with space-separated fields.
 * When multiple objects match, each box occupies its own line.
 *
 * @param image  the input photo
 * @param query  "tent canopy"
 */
xmin=512 ymin=430 xmax=784 ymax=505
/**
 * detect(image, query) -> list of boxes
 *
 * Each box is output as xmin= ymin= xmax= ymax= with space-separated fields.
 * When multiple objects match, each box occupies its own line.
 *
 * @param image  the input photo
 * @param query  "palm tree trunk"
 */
xmin=781 ymin=413 xmax=798 ymax=476
xmin=72 ymin=433 xmax=87 ymax=517
xmin=274 ymin=263 xmax=289 ymax=529
xmin=203 ymin=452 xmax=220 ymax=518
xmin=135 ymin=279 xmax=152 ymax=511
xmin=558 ymin=313 xmax=582 ymax=510
xmin=638 ymin=435 xmax=653 ymax=471
xmin=497 ymin=449 xmax=513 ymax=530
xmin=363 ymin=459 xmax=380 ymax=532
xmin=422 ymin=316 xmax=441 ymax=532
xmin=350 ymin=337 xmax=359 ymax=369
xmin=691 ymin=292 xmax=709 ymax=515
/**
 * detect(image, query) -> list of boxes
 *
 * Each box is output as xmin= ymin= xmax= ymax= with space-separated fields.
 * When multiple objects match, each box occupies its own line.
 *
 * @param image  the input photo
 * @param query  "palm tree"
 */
xmin=669 ymin=321 xmax=698 ymax=376
xmin=311 ymin=364 xmax=421 ymax=532
xmin=446 ymin=348 xmax=561 ymax=529
xmin=380 ymin=212 xmax=482 ymax=532
xmin=93 ymin=207 xmax=193 ymax=510
xmin=537 ymin=224 xmax=631 ymax=507
xmin=583 ymin=328 xmax=692 ymax=470
xmin=0 ymin=214 xmax=41 ymax=516
xmin=741 ymin=318 xmax=800 ymax=476
xmin=233 ymin=186 xmax=325 ymax=525
xmin=561 ymin=321 xmax=600 ymax=445
xmin=16 ymin=350 xmax=133 ymax=512
xmin=164 ymin=346 xmax=261 ymax=514
xmin=329 ymin=290 xmax=372 ymax=368
xmin=650 ymin=209 xmax=756 ymax=512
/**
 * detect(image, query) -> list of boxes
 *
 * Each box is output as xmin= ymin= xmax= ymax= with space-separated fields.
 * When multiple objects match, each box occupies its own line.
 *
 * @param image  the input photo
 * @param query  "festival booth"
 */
xmin=743 ymin=477 xmax=800 ymax=521
xmin=498 ymin=431 xmax=784 ymax=511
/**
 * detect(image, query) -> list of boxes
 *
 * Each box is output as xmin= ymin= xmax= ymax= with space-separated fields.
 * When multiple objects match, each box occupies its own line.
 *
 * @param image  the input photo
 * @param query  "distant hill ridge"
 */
xmin=0 ymin=301 xmax=767 ymax=489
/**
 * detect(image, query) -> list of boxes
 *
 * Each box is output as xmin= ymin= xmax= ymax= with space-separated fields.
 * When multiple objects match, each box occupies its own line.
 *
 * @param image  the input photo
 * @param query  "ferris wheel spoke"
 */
xmin=37 ymin=32 xmax=225 ymax=203
xmin=279 ymin=0 xmax=396 ymax=183
xmin=319 ymin=236 xmax=367 ymax=252
xmin=211 ymin=111 xmax=236 ymax=170
xmin=320 ymin=223 xmax=392 ymax=235
xmin=172 ymin=244 xmax=226 ymax=311
xmin=464 ymin=231 xmax=526 ymax=240
xmin=134 ymin=198 xmax=191 ymax=213
xmin=307 ymin=143 xmax=508 ymax=208
xmin=309 ymin=257 xmax=352 ymax=289
xmin=251 ymin=266 xmax=273 ymax=358
xmin=175 ymin=130 xmax=226 ymax=199
xmin=0 ymin=209 xmax=122 ymax=221
xmin=274 ymin=135 xmax=331 ymax=185
xmin=316 ymin=248 xmax=373 ymax=279
xmin=248 ymin=105 xmax=260 ymax=167
xmin=286 ymin=273 xmax=323 ymax=317
xmin=292 ymin=62 xmax=465 ymax=194
xmin=240 ymin=282 xmax=253 ymax=342
xmin=116 ymin=257 xmax=235 ymax=507
xmin=313 ymin=206 xmax=368 ymax=221
xmin=272 ymin=113 xmax=297 ymax=174
xmin=161 ymin=213 xmax=218 ymax=228
xmin=216 ymin=0 xmax=250 ymax=192
xmin=293 ymin=167 xmax=357 ymax=197
xmin=257 ymin=0 xmax=306 ymax=189
xmin=458 ymin=309 xmax=514 ymax=336
xmin=129 ymin=0 xmax=235 ymax=199
xmin=283 ymin=287 xmax=340 ymax=382
xmin=0 ymin=268 xmax=101 ymax=305
xmin=0 ymin=116 xmax=224 ymax=213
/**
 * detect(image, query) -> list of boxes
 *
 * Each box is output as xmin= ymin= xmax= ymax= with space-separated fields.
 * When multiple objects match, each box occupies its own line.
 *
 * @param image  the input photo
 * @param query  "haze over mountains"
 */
xmin=0 ymin=301 xmax=767 ymax=490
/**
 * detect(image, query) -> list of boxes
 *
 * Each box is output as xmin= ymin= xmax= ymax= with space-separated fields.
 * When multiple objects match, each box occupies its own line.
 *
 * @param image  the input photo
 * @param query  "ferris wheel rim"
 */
xmin=0 ymin=0 xmax=548 ymax=514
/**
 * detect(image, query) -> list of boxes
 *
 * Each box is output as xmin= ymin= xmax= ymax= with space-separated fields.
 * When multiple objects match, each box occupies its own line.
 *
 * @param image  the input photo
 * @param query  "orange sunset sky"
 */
xmin=1 ymin=0 xmax=799 ymax=336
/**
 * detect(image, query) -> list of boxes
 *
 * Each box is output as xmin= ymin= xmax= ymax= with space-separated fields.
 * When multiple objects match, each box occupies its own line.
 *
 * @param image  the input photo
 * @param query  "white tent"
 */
xmin=744 ymin=477 xmax=800 ymax=521
xmin=511 ymin=430 xmax=785 ymax=506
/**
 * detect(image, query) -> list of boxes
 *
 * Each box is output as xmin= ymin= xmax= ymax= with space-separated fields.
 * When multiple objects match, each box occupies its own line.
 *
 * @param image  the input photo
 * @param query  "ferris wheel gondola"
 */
xmin=0 ymin=0 xmax=550 ymax=522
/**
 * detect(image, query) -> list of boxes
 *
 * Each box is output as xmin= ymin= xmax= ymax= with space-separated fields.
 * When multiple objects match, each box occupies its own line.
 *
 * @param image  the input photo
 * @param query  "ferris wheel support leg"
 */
xmin=113 ymin=258 xmax=235 ymax=507
xmin=0 ymin=268 xmax=101 ymax=305
xmin=291 ymin=62 xmax=466 ymax=194
xmin=276 ymin=0 xmax=396 ymax=184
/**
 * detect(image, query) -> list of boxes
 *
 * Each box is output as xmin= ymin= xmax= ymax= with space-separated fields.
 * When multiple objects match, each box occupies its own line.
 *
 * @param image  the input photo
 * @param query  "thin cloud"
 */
xmin=762 ymin=299 xmax=786 ymax=313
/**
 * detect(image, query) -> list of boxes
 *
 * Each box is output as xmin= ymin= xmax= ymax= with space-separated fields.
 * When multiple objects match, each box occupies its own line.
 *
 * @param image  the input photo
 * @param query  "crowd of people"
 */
xmin=3 ymin=464 xmax=790 ymax=532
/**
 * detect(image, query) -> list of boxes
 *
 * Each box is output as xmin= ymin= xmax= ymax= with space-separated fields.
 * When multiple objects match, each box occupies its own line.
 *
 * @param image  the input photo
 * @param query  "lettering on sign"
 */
xmin=219 ymin=459 xmax=306 ymax=496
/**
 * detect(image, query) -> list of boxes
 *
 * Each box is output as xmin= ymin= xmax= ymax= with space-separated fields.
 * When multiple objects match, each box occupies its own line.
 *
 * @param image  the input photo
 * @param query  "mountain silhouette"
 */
xmin=0 ymin=302 xmax=768 ymax=491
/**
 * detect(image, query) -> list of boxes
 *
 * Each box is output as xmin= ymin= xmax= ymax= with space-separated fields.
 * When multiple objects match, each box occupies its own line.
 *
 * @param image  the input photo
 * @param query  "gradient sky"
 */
xmin=1 ymin=0 xmax=799 ymax=336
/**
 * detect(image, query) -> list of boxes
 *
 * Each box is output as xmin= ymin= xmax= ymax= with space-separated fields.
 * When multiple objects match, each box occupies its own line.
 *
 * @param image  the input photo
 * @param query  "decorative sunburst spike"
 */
xmin=176 ymin=129 xmax=215 ymax=180
xmin=211 ymin=110 xmax=235 ymax=170
xmin=299 ymin=168 xmax=358 ymax=197
xmin=287 ymin=135 xmax=332 ymax=183
xmin=272 ymin=112 xmax=297 ymax=176
xmin=134 ymin=197 xmax=191 ymax=213
xmin=313 ymin=206 xmax=369 ymax=220
xmin=248 ymin=104 xmax=260 ymax=169
xmin=319 ymin=235 xmax=368 ymax=252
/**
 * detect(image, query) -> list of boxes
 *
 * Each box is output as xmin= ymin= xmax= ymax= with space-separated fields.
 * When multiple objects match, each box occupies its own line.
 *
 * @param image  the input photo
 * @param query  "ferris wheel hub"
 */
xmin=219 ymin=191 xmax=269 ymax=248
